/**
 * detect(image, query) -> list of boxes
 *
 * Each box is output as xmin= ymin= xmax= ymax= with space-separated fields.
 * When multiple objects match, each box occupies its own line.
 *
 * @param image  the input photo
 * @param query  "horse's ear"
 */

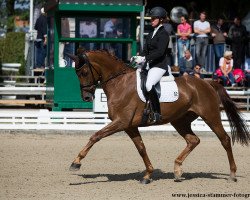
xmin=77 ymin=47 xmax=85 ymax=55
xmin=65 ymin=53 xmax=81 ymax=69
xmin=65 ymin=53 xmax=78 ymax=62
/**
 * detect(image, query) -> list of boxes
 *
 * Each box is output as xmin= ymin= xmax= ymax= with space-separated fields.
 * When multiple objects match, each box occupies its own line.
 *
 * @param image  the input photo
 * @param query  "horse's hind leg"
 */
xmin=171 ymin=113 xmax=200 ymax=181
xmin=125 ymin=127 xmax=154 ymax=184
xmin=202 ymin=114 xmax=237 ymax=182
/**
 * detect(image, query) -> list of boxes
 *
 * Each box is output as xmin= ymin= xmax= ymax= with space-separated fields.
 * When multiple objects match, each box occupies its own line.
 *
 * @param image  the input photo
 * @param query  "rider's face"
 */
xmin=151 ymin=17 xmax=160 ymax=28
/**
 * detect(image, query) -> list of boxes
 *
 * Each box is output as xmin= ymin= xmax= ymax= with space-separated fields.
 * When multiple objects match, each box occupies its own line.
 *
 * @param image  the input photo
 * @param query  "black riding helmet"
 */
xmin=149 ymin=7 xmax=167 ymax=19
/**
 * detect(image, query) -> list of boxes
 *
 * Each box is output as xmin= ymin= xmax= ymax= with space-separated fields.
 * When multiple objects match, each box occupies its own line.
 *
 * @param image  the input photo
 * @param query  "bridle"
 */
xmin=76 ymin=53 xmax=101 ymax=90
xmin=75 ymin=53 xmax=127 ymax=92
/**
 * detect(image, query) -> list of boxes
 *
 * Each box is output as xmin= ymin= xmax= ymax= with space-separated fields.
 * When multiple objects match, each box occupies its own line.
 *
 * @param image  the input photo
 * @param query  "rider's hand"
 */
xmin=130 ymin=56 xmax=146 ymax=66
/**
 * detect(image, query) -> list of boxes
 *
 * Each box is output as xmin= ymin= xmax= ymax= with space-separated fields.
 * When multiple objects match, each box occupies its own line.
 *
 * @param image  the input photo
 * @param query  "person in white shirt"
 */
xmin=79 ymin=19 xmax=97 ymax=50
xmin=193 ymin=11 xmax=211 ymax=69
xmin=80 ymin=20 xmax=97 ymax=38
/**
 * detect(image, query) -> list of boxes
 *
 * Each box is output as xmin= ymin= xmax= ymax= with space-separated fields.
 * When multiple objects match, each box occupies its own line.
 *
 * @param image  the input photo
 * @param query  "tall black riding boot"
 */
xmin=148 ymin=86 xmax=161 ymax=123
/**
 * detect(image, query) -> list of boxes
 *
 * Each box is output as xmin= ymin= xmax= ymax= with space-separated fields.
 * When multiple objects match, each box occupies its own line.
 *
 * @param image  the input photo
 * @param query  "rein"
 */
xmin=76 ymin=53 xmax=128 ymax=89
xmin=99 ymin=68 xmax=127 ymax=86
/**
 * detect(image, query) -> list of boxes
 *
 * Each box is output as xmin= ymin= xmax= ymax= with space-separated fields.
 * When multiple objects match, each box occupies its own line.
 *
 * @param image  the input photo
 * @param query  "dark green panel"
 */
xmin=45 ymin=68 xmax=54 ymax=102
xmin=53 ymin=67 xmax=92 ymax=110
xmin=58 ymin=4 xmax=143 ymax=12
xmin=54 ymin=68 xmax=80 ymax=101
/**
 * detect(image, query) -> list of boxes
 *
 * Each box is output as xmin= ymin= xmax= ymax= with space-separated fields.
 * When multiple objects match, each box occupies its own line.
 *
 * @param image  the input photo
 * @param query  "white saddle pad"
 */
xmin=136 ymin=69 xmax=179 ymax=103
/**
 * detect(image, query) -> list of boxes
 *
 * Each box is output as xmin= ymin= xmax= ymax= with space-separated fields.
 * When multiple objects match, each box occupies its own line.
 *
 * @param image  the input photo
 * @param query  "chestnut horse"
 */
xmin=67 ymin=50 xmax=250 ymax=184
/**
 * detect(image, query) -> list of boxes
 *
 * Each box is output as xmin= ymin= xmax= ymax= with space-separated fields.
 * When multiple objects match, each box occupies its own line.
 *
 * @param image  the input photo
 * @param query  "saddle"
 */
xmin=137 ymin=67 xmax=179 ymax=126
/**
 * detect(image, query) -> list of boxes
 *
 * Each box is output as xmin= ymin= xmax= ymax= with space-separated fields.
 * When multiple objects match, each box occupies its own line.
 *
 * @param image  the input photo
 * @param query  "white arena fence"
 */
xmin=0 ymin=109 xmax=250 ymax=132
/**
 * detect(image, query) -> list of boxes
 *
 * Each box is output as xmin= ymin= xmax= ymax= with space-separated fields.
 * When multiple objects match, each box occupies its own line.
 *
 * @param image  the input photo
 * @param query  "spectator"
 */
xmin=163 ymin=16 xmax=175 ymax=66
xmin=162 ymin=16 xmax=175 ymax=36
xmin=79 ymin=19 xmax=97 ymax=50
xmin=179 ymin=50 xmax=195 ymax=76
xmin=191 ymin=64 xmax=203 ymax=78
xmin=244 ymin=58 xmax=250 ymax=87
xmin=193 ymin=11 xmax=211 ymax=69
xmin=245 ymin=74 xmax=250 ymax=87
xmin=34 ymin=7 xmax=47 ymax=69
xmin=187 ymin=1 xmax=199 ymax=24
xmin=177 ymin=15 xmax=192 ymax=63
xmin=211 ymin=17 xmax=228 ymax=67
xmin=228 ymin=16 xmax=248 ymax=69
xmin=104 ymin=18 xmax=123 ymax=58
xmin=215 ymin=51 xmax=235 ymax=86
xmin=104 ymin=18 xmax=123 ymax=38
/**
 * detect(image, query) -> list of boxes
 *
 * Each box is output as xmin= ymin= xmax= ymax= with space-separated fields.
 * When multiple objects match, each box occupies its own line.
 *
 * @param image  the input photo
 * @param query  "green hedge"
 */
xmin=0 ymin=32 xmax=25 ymax=75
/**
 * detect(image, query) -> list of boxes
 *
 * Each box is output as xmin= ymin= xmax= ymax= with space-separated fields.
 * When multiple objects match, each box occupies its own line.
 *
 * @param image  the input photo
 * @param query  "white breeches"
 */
xmin=146 ymin=67 xmax=167 ymax=91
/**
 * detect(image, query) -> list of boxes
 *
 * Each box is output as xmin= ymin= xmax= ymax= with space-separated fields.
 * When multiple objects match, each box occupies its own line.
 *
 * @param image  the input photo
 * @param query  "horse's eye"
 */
xmin=77 ymin=69 xmax=88 ymax=77
xmin=82 ymin=70 xmax=88 ymax=76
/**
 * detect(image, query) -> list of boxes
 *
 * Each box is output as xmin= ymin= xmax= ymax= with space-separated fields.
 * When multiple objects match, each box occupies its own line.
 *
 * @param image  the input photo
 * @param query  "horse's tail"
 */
xmin=208 ymin=81 xmax=250 ymax=146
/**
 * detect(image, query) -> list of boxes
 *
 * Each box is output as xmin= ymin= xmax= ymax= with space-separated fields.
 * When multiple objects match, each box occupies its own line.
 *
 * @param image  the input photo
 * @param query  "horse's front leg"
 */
xmin=69 ymin=120 xmax=124 ymax=171
xmin=125 ymin=127 xmax=154 ymax=184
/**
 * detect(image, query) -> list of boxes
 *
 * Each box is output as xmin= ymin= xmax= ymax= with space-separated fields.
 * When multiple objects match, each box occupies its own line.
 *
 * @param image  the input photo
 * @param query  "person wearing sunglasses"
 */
xmin=191 ymin=64 xmax=203 ymax=78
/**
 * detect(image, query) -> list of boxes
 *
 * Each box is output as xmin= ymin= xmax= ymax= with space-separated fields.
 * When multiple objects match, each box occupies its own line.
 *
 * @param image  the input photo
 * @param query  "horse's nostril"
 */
xmin=84 ymin=97 xmax=91 ymax=102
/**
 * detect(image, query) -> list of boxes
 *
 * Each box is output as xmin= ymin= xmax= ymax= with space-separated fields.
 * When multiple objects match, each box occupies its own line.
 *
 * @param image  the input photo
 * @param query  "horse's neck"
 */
xmin=99 ymin=58 xmax=134 ymax=83
xmin=101 ymin=67 xmax=135 ymax=98
xmin=92 ymin=52 xmax=135 ymax=95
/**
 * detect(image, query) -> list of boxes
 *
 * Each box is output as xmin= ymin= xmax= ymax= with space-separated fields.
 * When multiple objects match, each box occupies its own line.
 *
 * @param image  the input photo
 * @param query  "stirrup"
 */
xmin=152 ymin=112 xmax=162 ymax=123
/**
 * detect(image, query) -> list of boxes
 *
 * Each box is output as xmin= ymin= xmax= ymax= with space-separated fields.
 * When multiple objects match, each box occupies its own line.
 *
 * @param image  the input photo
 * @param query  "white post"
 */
xmin=139 ymin=6 xmax=145 ymax=52
xmin=175 ymin=35 xmax=178 ymax=66
xmin=28 ymin=0 xmax=34 ymax=76
xmin=29 ymin=0 xmax=34 ymax=34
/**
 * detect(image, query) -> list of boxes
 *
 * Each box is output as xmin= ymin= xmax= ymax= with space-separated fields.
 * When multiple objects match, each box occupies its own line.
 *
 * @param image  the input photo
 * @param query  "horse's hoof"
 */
xmin=174 ymin=170 xmax=183 ymax=182
xmin=227 ymin=176 xmax=237 ymax=182
xmin=174 ymin=177 xmax=183 ymax=182
xmin=140 ymin=178 xmax=151 ymax=184
xmin=69 ymin=163 xmax=81 ymax=171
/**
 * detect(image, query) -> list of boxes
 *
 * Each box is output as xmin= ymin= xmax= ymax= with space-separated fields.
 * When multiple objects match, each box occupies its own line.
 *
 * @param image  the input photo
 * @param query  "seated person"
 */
xmin=233 ymin=68 xmax=245 ymax=86
xmin=189 ymin=64 xmax=203 ymax=78
xmin=215 ymin=51 xmax=235 ymax=86
xmin=245 ymin=75 xmax=250 ymax=87
xmin=244 ymin=57 xmax=250 ymax=87
xmin=179 ymin=50 xmax=195 ymax=76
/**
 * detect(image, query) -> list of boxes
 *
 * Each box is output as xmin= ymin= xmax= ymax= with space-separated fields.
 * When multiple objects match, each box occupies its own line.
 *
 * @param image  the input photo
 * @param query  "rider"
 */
xmin=134 ymin=7 xmax=171 ymax=123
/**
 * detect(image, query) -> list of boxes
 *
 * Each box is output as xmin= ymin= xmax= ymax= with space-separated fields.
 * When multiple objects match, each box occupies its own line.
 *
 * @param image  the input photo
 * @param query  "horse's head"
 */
xmin=67 ymin=49 xmax=131 ymax=102
xmin=66 ymin=50 xmax=102 ymax=102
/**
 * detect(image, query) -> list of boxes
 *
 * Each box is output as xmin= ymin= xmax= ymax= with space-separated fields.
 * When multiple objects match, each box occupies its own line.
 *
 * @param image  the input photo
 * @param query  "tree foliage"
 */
xmin=0 ymin=32 xmax=25 ymax=75
xmin=1 ymin=0 xmax=46 ymax=30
